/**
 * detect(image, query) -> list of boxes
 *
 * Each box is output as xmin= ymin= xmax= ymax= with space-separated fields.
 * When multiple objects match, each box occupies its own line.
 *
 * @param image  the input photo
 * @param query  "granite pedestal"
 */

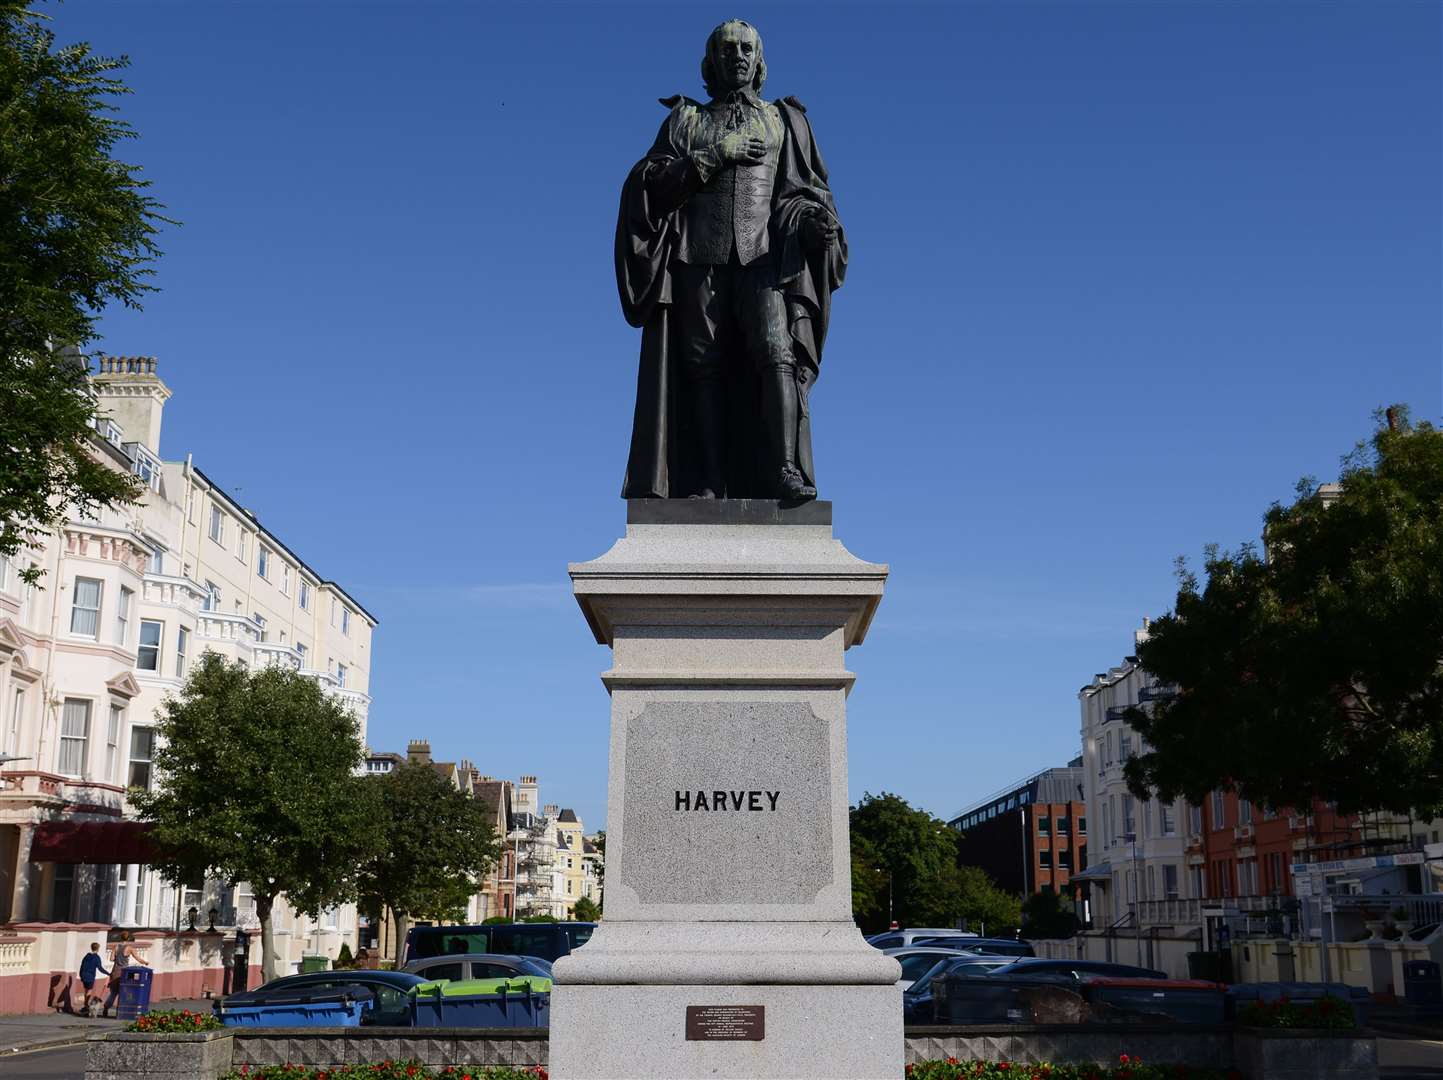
xmin=550 ymin=500 xmax=902 ymax=1079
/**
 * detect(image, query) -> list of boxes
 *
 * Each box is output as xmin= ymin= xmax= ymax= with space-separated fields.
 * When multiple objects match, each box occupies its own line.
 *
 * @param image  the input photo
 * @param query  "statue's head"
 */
xmin=701 ymin=20 xmax=766 ymax=99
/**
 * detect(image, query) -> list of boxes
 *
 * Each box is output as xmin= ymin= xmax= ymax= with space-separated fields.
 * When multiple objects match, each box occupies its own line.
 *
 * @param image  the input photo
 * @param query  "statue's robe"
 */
xmin=616 ymin=95 xmax=847 ymax=499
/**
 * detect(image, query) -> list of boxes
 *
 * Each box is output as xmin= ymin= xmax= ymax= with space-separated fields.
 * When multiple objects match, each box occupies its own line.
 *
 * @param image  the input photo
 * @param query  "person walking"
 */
xmin=100 ymin=930 xmax=147 ymax=1018
xmin=78 ymin=942 xmax=109 ymax=1017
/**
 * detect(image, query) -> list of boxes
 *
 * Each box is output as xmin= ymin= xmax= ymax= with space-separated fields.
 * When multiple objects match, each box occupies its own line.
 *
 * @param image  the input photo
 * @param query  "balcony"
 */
xmin=196 ymin=611 xmax=260 ymax=647
xmin=1136 ymin=897 xmax=1201 ymax=926
xmin=1103 ymin=706 xmax=1131 ymax=725
xmin=254 ymin=643 xmax=302 ymax=671
xmin=1136 ymin=685 xmax=1178 ymax=704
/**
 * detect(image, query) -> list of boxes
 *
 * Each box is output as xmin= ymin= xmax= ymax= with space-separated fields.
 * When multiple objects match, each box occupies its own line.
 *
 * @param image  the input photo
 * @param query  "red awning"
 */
xmin=29 ymin=820 xmax=157 ymax=865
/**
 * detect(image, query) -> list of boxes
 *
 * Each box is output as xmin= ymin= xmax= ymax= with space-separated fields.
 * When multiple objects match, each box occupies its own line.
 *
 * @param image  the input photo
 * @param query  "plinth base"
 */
xmin=549 ymin=982 xmax=902 ymax=1080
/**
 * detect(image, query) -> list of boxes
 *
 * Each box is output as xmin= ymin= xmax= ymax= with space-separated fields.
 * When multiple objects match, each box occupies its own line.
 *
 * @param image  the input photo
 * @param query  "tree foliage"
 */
xmin=133 ymin=654 xmax=378 ymax=979
xmin=355 ymin=760 xmax=500 ymax=942
xmin=571 ymin=895 xmax=601 ymax=922
xmin=1125 ymin=409 xmax=1443 ymax=818
xmin=1020 ymin=890 xmax=1082 ymax=940
xmin=1 ymin=2 xmax=166 ymax=581
xmin=849 ymin=792 xmax=1020 ymax=933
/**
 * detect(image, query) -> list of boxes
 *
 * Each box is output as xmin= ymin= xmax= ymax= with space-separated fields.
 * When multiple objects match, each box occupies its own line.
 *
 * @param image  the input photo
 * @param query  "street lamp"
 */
xmin=1124 ymin=831 xmax=1141 ymax=966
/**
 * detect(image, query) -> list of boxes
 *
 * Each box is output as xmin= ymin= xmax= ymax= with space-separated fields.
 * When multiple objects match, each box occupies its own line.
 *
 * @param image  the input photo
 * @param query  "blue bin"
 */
xmin=115 ymin=967 xmax=153 ymax=1021
xmin=410 ymin=982 xmax=550 ymax=1028
xmin=219 ymin=988 xmax=373 ymax=1028
xmin=1085 ymin=978 xmax=1227 ymax=1025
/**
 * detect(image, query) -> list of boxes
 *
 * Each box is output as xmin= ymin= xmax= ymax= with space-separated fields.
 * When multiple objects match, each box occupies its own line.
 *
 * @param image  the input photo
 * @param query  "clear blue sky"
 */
xmin=71 ymin=1 xmax=1440 ymax=830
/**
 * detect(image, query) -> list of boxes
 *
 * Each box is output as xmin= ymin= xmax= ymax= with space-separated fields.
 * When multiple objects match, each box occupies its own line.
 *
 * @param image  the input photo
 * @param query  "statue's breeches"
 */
xmin=674 ymin=261 xmax=795 ymax=382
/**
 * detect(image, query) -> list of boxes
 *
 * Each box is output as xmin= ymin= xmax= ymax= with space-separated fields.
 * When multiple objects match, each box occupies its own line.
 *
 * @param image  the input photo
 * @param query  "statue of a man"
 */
xmin=616 ymin=19 xmax=847 ymax=502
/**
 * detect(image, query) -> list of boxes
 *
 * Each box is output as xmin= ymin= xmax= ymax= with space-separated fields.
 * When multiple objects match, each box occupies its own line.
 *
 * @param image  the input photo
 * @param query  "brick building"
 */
xmin=949 ymin=760 xmax=1088 ymax=901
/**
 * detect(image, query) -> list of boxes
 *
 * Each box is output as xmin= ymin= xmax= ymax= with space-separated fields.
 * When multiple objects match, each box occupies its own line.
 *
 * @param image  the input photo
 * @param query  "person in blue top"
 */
xmin=78 ymin=942 xmax=108 ymax=1017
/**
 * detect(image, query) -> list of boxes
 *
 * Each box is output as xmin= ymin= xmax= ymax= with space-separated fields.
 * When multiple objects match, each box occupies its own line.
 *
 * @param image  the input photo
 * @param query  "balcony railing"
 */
xmin=1103 ymin=706 xmax=1131 ymax=725
xmin=1136 ymin=685 xmax=1178 ymax=703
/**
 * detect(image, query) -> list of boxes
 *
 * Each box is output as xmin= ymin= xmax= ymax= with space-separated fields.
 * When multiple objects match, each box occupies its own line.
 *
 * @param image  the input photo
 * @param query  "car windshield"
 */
xmin=516 ymin=957 xmax=553 ymax=977
xmin=897 ymin=954 xmax=949 ymax=982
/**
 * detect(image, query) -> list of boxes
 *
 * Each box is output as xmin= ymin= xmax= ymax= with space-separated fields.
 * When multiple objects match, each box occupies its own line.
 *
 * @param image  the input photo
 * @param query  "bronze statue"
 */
xmin=617 ymin=20 xmax=847 ymax=501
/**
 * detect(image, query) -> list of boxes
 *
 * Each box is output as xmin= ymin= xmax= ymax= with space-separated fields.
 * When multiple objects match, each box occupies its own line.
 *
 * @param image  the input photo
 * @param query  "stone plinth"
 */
xmin=551 ymin=500 xmax=902 ymax=1079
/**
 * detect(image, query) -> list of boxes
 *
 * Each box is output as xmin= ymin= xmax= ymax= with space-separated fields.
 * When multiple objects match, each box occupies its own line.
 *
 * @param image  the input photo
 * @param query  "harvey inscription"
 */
xmin=621 ymin=700 xmax=832 ymax=905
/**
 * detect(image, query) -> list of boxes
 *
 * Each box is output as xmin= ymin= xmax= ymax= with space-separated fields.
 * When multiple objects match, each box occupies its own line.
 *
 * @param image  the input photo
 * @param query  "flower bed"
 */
xmin=1236 ymin=994 xmax=1354 ymax=1030
xmin=227 ymin=1065 xmax=546 ymax=1080
xmin=906 ymin=1057 xmax=1242 ymax=1080
xmin=125 ymin=1008 xmax=226 ymax=1033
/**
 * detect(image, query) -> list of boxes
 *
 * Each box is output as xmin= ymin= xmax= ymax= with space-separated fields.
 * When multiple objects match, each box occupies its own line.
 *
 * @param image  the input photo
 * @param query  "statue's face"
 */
xmin=711 ymin=23 xmax=759 ymax=92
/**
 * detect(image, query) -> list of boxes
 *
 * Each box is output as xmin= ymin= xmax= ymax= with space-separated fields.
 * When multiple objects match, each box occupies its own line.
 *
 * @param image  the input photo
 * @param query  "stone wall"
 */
xmin=87 ymin=1024 xmax=1380 ymax=1080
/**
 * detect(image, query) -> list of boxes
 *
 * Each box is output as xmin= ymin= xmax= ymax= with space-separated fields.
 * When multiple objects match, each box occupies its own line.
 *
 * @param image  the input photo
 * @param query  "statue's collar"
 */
xmin=709 ymin=86 xmax=764 ymax=110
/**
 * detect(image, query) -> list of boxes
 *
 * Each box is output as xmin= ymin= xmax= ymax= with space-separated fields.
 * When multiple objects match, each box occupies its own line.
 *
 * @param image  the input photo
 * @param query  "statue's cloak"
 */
xmin=616 ymin=96 xmax=847 ymax=499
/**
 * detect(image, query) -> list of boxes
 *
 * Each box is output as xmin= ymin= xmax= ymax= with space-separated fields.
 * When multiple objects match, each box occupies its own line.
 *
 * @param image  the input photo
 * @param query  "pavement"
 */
xmin=0 ymin=998 xmax=212 ymax=1056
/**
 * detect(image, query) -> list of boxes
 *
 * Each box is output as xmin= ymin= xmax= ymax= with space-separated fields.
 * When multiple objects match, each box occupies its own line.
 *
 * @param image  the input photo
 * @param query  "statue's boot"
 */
xmin=764 ymin=365 xmax=816 ymax=501
xmin=691 ymin=379 xmax=726 ymax=499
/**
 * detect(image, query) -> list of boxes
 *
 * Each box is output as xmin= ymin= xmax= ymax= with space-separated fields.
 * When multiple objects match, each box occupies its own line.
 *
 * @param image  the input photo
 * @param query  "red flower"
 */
xmin=1120 ymin=1055 xmax=1130 ymax=1064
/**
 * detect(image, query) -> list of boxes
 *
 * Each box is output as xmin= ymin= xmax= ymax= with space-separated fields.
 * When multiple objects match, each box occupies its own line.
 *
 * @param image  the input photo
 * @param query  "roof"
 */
xmin=557 ymin=809 xmax=579 ymax=823
xmin=187 ymin=464 xmax=379 ymax=626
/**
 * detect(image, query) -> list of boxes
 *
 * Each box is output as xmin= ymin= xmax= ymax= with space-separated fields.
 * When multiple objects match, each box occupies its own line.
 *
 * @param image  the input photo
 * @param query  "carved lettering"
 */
xmin=672 ymin=789 xmax=783 ymax=811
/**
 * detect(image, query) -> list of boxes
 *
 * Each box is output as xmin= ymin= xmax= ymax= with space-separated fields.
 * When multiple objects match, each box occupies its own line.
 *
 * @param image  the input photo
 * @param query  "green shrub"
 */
xmin=335 ymin=943 xmax=354 ymax=968
xmin=1237 ymin=993 xmax=1354 ymax=1029
xmin=125 ymin=1009 xmax=224 ymax=1033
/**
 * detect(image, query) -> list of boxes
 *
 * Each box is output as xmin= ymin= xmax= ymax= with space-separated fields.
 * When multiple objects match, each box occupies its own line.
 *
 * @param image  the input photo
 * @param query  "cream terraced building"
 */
xmin=0 ymin=355 xmax=377 ymax=1010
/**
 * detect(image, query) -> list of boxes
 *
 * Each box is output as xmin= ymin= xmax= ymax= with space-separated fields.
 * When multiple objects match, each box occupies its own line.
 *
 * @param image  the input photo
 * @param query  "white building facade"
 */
xmin=0 ymin=356 xmax=376 ymax=1010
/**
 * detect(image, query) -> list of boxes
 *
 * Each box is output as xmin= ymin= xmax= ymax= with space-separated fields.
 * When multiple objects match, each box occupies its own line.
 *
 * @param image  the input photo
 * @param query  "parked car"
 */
xmin=882 ymin=947 xmax=974 ymax=991
xmin=866 ymin=928 xmax=979 ymax=950
xmin=912 ymin=935 xmax=1036 ymax=958
xmin=402 ymin=953 xmax=553 ymax=983
xmin=402 ymin=922 xmax=595 ymax=965
xmin=217 ymin=970 xmax=428 ymax=1027
xmin=985 ymin=958 xmax=1166 ymax=982
xmin=901 ymin=955 xmax=1016 ymax=1024
xmin=1085 ymin=977 xmax=1226 ymax=1025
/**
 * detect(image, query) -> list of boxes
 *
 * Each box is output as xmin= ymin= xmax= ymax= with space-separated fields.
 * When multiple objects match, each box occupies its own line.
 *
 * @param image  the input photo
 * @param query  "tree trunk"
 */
xmin=257 ymin=894 xmax=283 ymax=983
xmin=392 ymin=907 xmax=410 ymax=967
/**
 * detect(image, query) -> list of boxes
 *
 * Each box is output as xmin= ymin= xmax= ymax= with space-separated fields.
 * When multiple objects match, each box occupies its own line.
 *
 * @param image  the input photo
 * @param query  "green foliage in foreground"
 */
xmin=125 ymin=1009 xmax=223 ymax=1033
xmin=1 ymin=0 xmax=167 ymax=582
xmin=227 ymin=1066 xmax=547 ymax=1080
xmin=570 ymin=895 xmax=601 ymax=922
xmin=1125 ymin=408 xmax=1443 ymax=817
xmin=907 ymin=1059 xmax=1240 ymax=1080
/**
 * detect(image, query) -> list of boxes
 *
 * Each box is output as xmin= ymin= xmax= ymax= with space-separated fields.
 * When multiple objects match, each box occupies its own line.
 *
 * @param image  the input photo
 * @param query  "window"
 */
xmin=300 ymin=581 xmax=311 ymax=610
xmin=128 ymin=727 xmax=155 ymax=790
xmin=1146 ymin=865 xmax=1156 ymax=900
xmin=1119 ymin=732 xmax=1132 ymax=762
xmin=203 ymin=580 xmax=219 ymax=612
xmin=235 ymin=528 xmax=247 ymax=561
xmin=1160 ymin=802 xmax=1176 ymax=836
xmin=209 ymin=506 xmax=225 ymax=544
xmin=1057 ymin=849 xmax=1071 ymax=869
xmin=335 ymin=663 xmax=347 ymax=688
xmin=176 ymin=626 xmax=189 ymax=677
xmin=1037 ymin=815 xmax=1050 ymax=835
xmin=254 ymin=613 xmax=267 ymax=643
xmin=341 ymin=607 xmax=350 ymax=635
xmin=1102 ymin=802 xmax=1112 ymax=849
xmin=296 ymin=642 xmax=308 ymax=665
xmin=106 ymin=705 xmax=122 ymax=782
xmin=187 ymin=489 xmax=196 ymax=522
xmin=1238 ymin=799 xmax=1253 ymax=825
xmin=280 ymin=564 xmax=290 ymax=595
xmin=1211 ymin=790 xmax=1227 ymax=829
xmin=258 ymin=546 xmax=271 ymax=579
xmin=0 ymin=554 xmax=8 ymax=590
xmin=1122 ymin=794 xmax=1135 ymax=838
xmin=132 ymin=451 xmax=159 ymax=492
xmin=1239 ymin=859 xmax=1258 ymax=895
xmin=116 ymin=586 xmax=132 ymax=644
xmin=147 ymin=547 xmax=164 ymax=574
xmin=1189 ymin=803 xmax=1203 ymax=835
xmin=1191 ymin=866 xmax=1204 ymax=900
xmin=331 ymin=598 xmax=337 ymax=626
xmin=70 ymin=577 xmax=102 ymax=637
xmin=58 ymin=699 xmax=91 ymax=776
xmin=1077 ymin=816 xmax=1087 ymax=834
xmin=137 ymin=620 xmax=162 ymax=672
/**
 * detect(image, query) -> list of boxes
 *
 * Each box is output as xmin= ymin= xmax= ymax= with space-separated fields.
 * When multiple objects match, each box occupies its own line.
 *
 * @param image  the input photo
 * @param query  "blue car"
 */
xmin=218 ymin=970 xmax=428 ymax=1027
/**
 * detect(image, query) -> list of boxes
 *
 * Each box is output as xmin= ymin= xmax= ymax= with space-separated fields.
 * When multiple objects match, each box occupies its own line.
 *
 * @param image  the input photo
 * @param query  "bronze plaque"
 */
xmin=685 ymin=1004 xmax=765 ymax=1041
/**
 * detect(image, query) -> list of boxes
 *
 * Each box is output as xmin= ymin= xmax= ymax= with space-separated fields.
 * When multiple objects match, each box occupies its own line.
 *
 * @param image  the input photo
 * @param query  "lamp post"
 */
xmin=1124 ymin=831 xmax=1141 ymax=966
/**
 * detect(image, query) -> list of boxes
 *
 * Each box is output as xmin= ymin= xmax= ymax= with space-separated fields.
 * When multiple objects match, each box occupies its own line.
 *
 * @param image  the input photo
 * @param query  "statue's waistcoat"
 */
xmin=678 ymin=100 xmax=784 ymax=266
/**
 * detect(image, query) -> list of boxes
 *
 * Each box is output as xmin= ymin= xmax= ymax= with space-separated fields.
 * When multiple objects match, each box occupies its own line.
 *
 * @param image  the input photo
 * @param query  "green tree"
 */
xmin=355 ymin=759 xmax=500 ymax=952
xmin=571 ymin=895 xmax=601 ymax=922
xmin=133 ymin=654 xmax=379 ymax=981
xmin=1125 ymin=409 xmax=1443 ymax=818
xmin=1 ymin=1 xmax=167 ymax=581
xmin=1019 ymin=890 xmax=1082 ymax=940
xmin=849 ymin=793 xmax=1019 ymax=933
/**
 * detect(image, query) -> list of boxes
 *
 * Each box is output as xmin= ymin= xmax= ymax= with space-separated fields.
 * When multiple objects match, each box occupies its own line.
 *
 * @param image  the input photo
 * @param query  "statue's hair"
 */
xmin=701 ymin=19 xmax=766 ymax=99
